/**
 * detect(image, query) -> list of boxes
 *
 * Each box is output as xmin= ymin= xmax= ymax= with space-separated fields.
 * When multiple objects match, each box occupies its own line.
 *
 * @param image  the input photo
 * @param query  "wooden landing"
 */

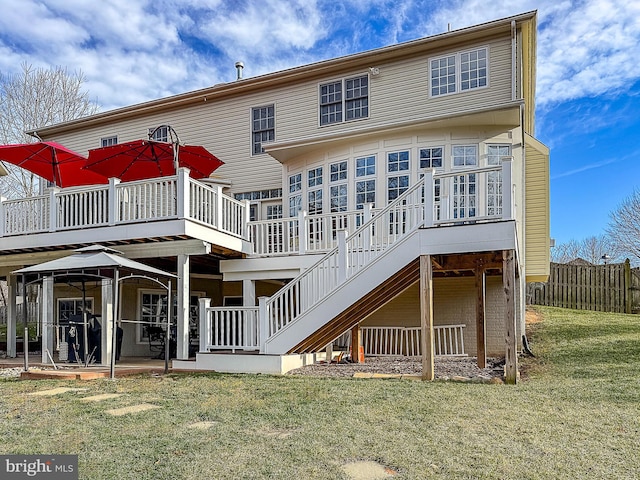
xmin=20 ymin=366 xmax=167 ymax=380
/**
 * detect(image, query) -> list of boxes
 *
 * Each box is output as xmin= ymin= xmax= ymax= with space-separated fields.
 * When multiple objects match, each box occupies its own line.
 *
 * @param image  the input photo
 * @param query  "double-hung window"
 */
xmin=387 ymin=151 xmax=410 ymax=202
xmin=149 ymin=126 xmax=169 ymax=142
xmin=330 ymin=161 xmax=348 ymax=213
xmin=252 ymin=105 xmax=275 ymax=155
xmin=430 ymin=47 xmax=488 ymax=97
xmin=486 ymin=145 xmax=510 ymax=216
xmin=320 ymin=75 xmax=368 ymax=125
xmin=288 ymin=173 xmax=302 ymax=217
xmin=307 ymin=167 xmax=323 ymax=215
xmin=101 ymin=136 xmax=117 ymax=147
xmin=355 ymin=155 xmax=376 ymax=212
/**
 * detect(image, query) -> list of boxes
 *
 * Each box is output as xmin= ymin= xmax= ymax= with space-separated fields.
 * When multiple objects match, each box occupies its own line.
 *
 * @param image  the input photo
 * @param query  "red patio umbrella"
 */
xmin=85 ymin=140 xmax=224 ymax=182
xmin=0 ymin=141 xmax=109 ymax=188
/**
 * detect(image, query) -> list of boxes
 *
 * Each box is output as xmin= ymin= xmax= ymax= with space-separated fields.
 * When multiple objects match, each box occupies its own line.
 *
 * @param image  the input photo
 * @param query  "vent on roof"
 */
xmin=235 ymin=61 xmax=244 ymax=80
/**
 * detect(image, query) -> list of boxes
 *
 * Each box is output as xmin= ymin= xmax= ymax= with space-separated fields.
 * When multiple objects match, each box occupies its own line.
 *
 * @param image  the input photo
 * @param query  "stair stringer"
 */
xmin=262 ymin=229 xmax=421 ymax=355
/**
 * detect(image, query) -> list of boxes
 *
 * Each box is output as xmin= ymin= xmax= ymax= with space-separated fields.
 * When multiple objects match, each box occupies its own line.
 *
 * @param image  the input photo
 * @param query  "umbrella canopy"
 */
xmin=85 ymin=139 xmax=224 ymax=182
xmin=0 ymin=141 xmax=109 ymax=188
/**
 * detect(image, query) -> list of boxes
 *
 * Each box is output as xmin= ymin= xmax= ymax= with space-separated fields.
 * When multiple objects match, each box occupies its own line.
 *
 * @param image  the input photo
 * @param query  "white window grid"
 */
xmin=289 ymin=173 xmax=302 ymax=193
xmin=453 ymin=145 xmax=478 ymax=167
xmin=330 ymin=184 xmax=348 ymax=212
xmin=252 ymin=105 xmax=275 ymax=155
xmin=320 ymin=75 xmax=368 ymax=125
xmin=430 ymin=47 xmax=488 ymax=97
xmin=356 ymin=155 xmax=376 ymax=177
xmin=387 ymin=150 xmax=410 ymax=173
xmin=308 ymin=167 xmax=323 ymax=188
xmin=419 ymin=147 xmax=443 ymax=169
xmin=330 ymin=160 xmax=347 ymax=182
xmin=101 ymin=136 xmax=117 ymax=148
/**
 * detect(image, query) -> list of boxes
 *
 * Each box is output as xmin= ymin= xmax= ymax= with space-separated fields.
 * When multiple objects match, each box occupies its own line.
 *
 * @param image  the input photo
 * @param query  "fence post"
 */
xmin=625 ymin=259 xmax=632 ymax=314
xmin=199 ymin=297 xmax=211 ymax=353
xmin=258 ymin=297 xmax=269 ymax=353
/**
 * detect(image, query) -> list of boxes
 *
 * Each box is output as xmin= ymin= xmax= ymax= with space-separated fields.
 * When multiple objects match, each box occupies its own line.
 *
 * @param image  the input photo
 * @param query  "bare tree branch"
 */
xmin=606 ymin=190 xmax=640 ymax=264
xmin=0 ymin=63 xmax=99 ymax=198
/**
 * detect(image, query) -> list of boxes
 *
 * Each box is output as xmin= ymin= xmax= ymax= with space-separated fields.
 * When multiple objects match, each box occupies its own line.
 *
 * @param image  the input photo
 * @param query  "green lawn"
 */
xmin=1 ymin=307 xmax=639 ymax=479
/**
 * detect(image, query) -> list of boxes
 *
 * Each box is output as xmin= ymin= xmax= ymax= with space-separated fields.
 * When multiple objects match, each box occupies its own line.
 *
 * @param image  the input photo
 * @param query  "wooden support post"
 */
xmin=475 ymin=265 xmax=486 ymax=369
xmin=503 ymin=250 xmax=518 ymax=384
xmin=420 ymin=255 xmax=435 ymax=381
xmin=351 ymin=324 xmax=362 ymax=364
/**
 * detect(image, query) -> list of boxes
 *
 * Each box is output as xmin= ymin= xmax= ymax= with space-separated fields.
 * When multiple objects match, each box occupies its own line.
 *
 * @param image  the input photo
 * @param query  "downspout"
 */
xmin=511 ymin=20 xmax=517 ymax=101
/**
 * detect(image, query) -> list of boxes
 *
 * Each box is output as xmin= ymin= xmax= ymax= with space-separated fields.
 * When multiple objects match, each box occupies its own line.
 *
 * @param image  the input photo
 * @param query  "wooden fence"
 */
xmin=527 ymin=260 xmax=640 ymax=314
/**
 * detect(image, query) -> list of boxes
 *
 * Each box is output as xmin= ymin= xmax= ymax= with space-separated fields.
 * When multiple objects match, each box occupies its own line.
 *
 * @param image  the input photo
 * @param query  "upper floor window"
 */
xmin=419 ymin=147 xmax=443 ymax=169
xmin=252 ymin=105 xmax=275 ymax=155
xmin=430 ymin=47 xmax=488 ymax=97
xmin=320 ymin=75 xmax=369 ymax=126
xmin=387 ymin=151 xmax=409 ymax=172
xmin=355 ymin=155 xmax=376 ymax=177
xmin=149 ymin=126 xmax=169 ymax=142
xmin=101 ymin=136 xmax=117 ymax=147
xmin=289 ymin=173 xmax=302 ymax=193
xmin=453 ymin=145 xmax=478 ymax=167
xmin=487 ymin=144 xmax=510 ymax=165
xmin=330 ymin=161 xmax=347 ymax=182
xmin=308 ymin=167 xmax=323 ymax=188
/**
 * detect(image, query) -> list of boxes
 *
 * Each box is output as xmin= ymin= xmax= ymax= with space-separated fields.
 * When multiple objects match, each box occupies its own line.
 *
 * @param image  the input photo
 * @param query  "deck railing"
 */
xmin=0 ymin=168 xmax=247 ymax=239
xmin=247 ymin=160 xmax=513 ymax=257
xmin=362 ymin=325 xmax=466 ymax=357
xmin=198 ymin=300 xmax=259 ymax=352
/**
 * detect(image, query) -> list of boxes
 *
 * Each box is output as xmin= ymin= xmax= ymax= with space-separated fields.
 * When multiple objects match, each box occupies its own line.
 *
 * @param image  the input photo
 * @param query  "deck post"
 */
xmin=503 ymin=249 xmax=518 ymax=384
xmin=420 ymin=255 xmax=435 ymax=380
xmin=6 ymin=275 xmax=17 ymax=357
xmin=258 ymin=296 xmax=269 ymax=353
xmin=501 ymin=157 xmax=513 ymax=220
xmin=423 ymin=170 xmax=435 ymax=227
xmin=41 ymin=276 xmax=54 ymax=364
xmin=351 ymin=324 xmax=362 ymax=363
xmin=176 ymin=253 xmax=190 ymax=360
xmin=215 ymin=185 xmax=224 ymax=229
xmin=475 ymin=265 xmax=487 ymax=369
xmin=298 ymin=210 xmax=308 ymax=254
xmin=337 ymin=230 xmax=348 ymax=283
xmin=176 ymin=167 xmax=191 ymax=219
xmin=48 ymin=188 xmax=59 ymax=232
xmin=0 ymin=196 xmax=6 ymax=236
xmin=107 ymin=178 xmax=120 ymax=225
xmin=101 ymin=279 xmax=114 ymax=366
xmin=199 ymin=297 xmax=211 ymax=353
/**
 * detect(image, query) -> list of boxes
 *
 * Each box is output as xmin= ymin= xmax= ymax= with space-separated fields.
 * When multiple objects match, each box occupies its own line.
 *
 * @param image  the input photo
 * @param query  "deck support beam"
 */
xmin=6 ymin=275 xmax=17 ymax=357
xmin=351 ymin=324 xmax=361 ymax=363
xmin=503 ymin=249 xmax=518 ymax=384
xmin=176 ymin=253 xmax=190 ymax=360
xmin=420 ymin=255 xmax=435 ymax=381
xmin=475 ymin=266 xmax=486 ymax=369
xmin=41 ymin=276 xmax=54 ymax=364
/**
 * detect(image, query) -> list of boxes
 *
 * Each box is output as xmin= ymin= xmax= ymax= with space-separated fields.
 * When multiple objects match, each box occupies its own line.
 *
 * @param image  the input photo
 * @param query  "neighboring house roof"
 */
xmin=29 ymin=10 xmax=537 ymax=138
xmin=566 ymin=258 xmax=594 ymax=266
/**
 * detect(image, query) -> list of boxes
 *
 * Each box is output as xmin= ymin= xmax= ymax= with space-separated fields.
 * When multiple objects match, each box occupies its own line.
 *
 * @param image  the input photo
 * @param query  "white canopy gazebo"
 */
xmin=12 ymin=245 xmax=176 ymax=377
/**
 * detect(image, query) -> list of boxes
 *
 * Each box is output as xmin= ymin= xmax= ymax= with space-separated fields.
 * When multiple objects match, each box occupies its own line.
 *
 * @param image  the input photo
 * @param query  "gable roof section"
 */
xmin=30 ymin=11 xmax=538 ymax=138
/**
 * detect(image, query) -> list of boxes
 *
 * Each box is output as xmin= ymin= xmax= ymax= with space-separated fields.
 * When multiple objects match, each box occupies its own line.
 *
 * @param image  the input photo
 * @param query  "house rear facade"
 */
xmin=0 ymin=11 xmax=549 ymax=382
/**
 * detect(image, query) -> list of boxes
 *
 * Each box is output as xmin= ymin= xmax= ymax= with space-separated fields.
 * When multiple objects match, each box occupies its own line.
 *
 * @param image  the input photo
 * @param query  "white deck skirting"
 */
xmin=172 ymin=352 xmax=327 ymax=375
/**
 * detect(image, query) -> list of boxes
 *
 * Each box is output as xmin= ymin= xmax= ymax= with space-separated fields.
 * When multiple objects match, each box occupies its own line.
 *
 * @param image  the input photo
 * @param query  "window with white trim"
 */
xmin=486 ymin=145 xmax=510 ymax=216
xmin=430 ymin=47 xmax=488 ymax=97
xmin=387 ymin=150 xmax=410 ymax=202
xmin=138 ymin=290 xmax=202 ymax=342
xmin=289 ymin=173 xmax=302 ymax=217
xmin=307 ymin=167 xmax=323 ymax=215
xmin=452 ymin=145 xmax=478 ymax=167
xmin=355 ymin=155 xmax=376 ymax=211
xmin=252 ymin=105 xmax=275 ymax=155
xmin=419 ymin=147 xmax=443 ymax=169
xmin=101 ymin=136 xmax=117 ymax=147
xmin=149 ymin=126 xmax=168 ymax=142
xmin=320 ymin=75 xmax=368 ymax=125
xmin=330 ymin=161 xmax=348 ymax=213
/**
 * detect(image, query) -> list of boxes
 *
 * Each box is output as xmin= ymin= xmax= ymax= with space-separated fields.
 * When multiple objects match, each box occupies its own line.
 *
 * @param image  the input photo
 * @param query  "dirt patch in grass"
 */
xmin=342 ymin=461 xmax=398 ymax=479
xmin=526 ymin=307 xmax=544 ymax=324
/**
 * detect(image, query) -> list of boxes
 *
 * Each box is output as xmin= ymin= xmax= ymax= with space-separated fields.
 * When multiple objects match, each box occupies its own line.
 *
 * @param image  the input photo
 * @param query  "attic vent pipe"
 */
xmin=235 ymin=61 xmax=244 ymax=80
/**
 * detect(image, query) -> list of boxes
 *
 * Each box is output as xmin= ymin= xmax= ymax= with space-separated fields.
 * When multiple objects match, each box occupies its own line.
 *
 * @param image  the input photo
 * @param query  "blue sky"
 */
xmin=1 ymin=0 xmax=639 ymax=245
